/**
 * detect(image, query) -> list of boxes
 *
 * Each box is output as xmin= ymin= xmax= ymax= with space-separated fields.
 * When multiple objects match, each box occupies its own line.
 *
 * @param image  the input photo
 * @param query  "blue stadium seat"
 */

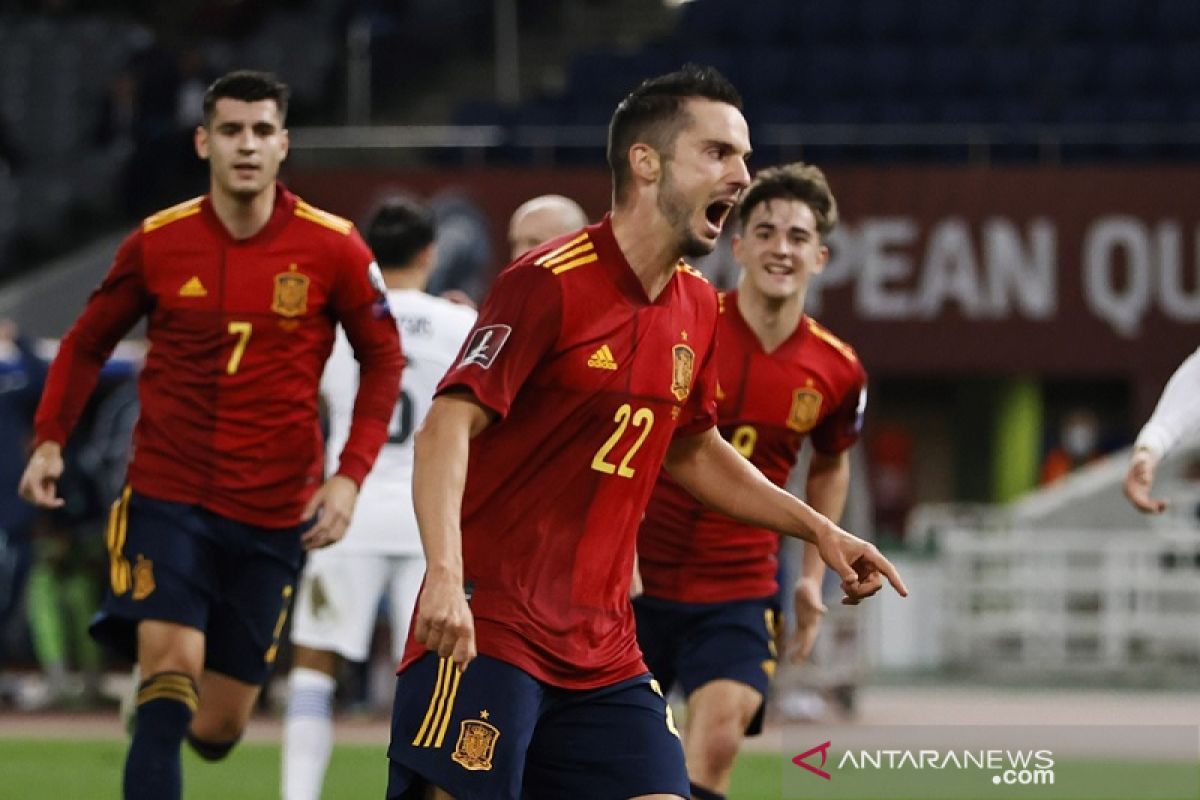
xmin=980 ymin=47 xmax=1034 ymax=95
xmin=1027 ymin=0 xmax=1087 ymax=42
xmin=992 ymin=97 xmax=1039 ymax=126
xmin=514 ymin=100 xmax=568 ymax=127
xmin=809 ymin=99 xmax=868 ymax=124
xmin=569 ymin=102 xmax=615 ymax=126
xmin=567 ymin=51 xmax=641 ymax=106
xmin=730 ymin=0 xmax=792 ymax=45
xmin=936 ymin=97 xmax=991 ymax=124
xmin=922 ymin=46 xmax=980 ymax=98
xmin=1036 ymin=45 xmax=1099 ymax=98
xmin=1105 ymin=44 xmax=1163 ymax=96
xmin=1179 ymin=97 xmax=1200 ymax=123
xmin=1055 ymin=96 xmax=1112 ymax=125
xmin=636 ymin=48 xmax=683 ymax=81
xmin=871 ymin=99 xmax=929 ymax=125
xmin=856 ymin=0 xmax=913 ymax=42
xmin=453 ymin=101 xmax=512 ymax=127
xmin=913 ymin=0 xmax=972 ymax=44
xmin=791 ymin=0 xmax=859 ymax=43
xmin=966 ymin=0 xmax=1030 ymax=45
xmin=675 ymin=0 xmax=736 ymax=44
xmin=1166 ymin=43 xmax=1200 ymax=95
xmin=1080 ymin=0 xmax=1146 ymax=40
xmin=1154 ymin=0 xmax=1200 ymax=41
xmin=1116 ymin=96 xmax=1172 ymax=124
xmin=805 ymin=45 xmax=859 ymax=100
xmin=754 ymin=103 xmax=807 ymax=126
xmin=742 ymin=48 xmax=797 ymax=106
xmin=861 ymin=46 xmax=917 ymax=98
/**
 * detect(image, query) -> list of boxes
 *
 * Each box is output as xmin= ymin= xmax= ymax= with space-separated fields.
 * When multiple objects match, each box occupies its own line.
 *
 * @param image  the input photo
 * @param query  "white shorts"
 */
xmin=290 ymin=550 xmax=425 ymax=663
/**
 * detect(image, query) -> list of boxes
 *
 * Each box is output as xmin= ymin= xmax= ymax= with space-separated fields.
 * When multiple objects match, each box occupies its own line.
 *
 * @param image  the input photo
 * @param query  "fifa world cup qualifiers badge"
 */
xmin=458 ymin=325 xmax=512 ymax=370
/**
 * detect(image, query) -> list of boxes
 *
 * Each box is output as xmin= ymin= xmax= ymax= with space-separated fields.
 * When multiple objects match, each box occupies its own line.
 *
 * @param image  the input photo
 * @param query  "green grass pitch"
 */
xmin=0 ymin=739 xmax=783 ymax=798
xmin=1 ymin=738 xmax=1195 ymax=799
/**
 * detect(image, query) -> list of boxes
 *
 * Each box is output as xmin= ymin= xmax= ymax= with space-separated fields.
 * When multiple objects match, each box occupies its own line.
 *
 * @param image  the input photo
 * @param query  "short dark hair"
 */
xmin=607 ymin=63 xmax=742 ymax=202
xmin=365 ymin=196 xmax=436 ymax=268
xmin=737 ymin=162 xmax=839 ymax=238
xmin=202 ymin=70 xmax=290 ymax=126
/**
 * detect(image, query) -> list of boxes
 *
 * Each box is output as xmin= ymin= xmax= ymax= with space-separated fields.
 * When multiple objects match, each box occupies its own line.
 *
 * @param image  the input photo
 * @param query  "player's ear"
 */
xmin=629 ymin=143 xmax=660 ymax=185
xmin=813 ymin=243 xmax=830 ymax=275
xmin=194 ymin=124 xmax=210 ymax=160
xmin=279 ymin=127 xmax=290 ymax=163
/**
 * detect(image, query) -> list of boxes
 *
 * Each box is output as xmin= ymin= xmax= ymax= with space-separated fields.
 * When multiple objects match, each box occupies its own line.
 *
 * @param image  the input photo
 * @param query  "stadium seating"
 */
xmin=454 ymin=0 xmax=1200 ymax=167
xmin=0 ymin=4 xmax=345 ymax=280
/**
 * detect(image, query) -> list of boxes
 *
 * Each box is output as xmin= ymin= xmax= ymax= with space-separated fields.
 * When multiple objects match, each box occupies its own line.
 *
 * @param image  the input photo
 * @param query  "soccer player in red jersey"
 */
xmin=17 ymin=71 xmax=403 ymax=800
xmin=636 ymin=163 xmax=865 ymax=799
xmin=385 ymin=66 xmax=905 ymax=800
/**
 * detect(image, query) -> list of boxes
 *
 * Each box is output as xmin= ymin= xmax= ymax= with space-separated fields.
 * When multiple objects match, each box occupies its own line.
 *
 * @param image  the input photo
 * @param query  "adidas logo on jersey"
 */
xmin=178 ymin=276 xmax=208 ymax=297
xmin=587 ymin=345 xmax=618 ymax=370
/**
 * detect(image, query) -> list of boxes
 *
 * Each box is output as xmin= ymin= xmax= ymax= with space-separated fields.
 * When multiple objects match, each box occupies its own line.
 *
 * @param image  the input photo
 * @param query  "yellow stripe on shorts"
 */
xmin=412 ymin=657 xmax=463 ymax=748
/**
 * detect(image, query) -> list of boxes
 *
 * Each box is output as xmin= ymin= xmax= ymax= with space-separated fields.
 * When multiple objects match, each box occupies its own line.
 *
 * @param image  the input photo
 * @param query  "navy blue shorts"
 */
xmin=89 ymin=488 xmax=306 ymax=685
xmin=633 ymin=594 xmax=780 ymax=736
xmin=387 ymin=652 xmax=689 ymax=800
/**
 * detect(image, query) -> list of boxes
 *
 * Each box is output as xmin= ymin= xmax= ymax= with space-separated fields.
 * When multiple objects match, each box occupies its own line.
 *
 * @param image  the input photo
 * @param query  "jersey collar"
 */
xmin=726 ymin=288 xmax=810 ymax=357
xmin=590 ymin=213 xmax=680 ymax=306
xmin=200 ymin=181 xmax=297 ymax=247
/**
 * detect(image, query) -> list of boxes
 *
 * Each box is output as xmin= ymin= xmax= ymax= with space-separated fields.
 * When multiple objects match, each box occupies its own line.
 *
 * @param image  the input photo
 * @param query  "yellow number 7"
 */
xmin=226 ymin=321 xmax=253 ymax=375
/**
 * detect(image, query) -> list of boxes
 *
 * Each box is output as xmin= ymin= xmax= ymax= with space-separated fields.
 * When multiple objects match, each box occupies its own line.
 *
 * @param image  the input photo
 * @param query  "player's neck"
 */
xmin=209 ymin=182 xmax=276 ymax=240
xmin=737 ymin=286 xmax=804 ymax=353
xmin=610 ymin=206 xmax=685 ymax=301
xmin=383 ymin=268 xmax=426 ymax=291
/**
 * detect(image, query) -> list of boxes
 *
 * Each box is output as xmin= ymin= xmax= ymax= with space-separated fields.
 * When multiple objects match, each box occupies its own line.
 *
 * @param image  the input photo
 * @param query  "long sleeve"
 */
xmin=34 ymin=230 xmax=149 ymax=446
xmin=335 ymin=300 xmax=404 ymax=485
xmin=1135 ymin=346 xmax=1200 ymax=459
xmin=328 ymin=229 xmax=404 ymax=485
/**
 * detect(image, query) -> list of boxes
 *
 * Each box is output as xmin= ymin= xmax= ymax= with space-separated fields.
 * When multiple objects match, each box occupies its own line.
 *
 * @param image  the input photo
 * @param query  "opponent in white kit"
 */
xmin=281 ymin=196 xmax=475 ymax=800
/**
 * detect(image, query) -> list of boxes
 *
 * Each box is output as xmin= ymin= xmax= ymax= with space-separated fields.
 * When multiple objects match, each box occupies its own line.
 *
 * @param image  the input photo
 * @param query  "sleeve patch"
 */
xmin=853 ymin=386 xmax=868 ymax=434
xmin=367 ymin=260 xmax=386 ymax=293
xmin=457 ymin=324 xmax=512 ymax=369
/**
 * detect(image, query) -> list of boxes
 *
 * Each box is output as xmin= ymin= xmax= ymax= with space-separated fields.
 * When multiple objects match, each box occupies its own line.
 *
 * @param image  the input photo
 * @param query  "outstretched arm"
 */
xmin=664 ymin=428 xmax=906 ymax=603
xmin=1125 ymin=346 xmax=1200 ymax=513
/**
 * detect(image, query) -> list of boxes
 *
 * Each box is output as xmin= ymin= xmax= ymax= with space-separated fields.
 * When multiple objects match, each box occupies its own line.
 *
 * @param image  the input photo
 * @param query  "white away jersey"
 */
xmin=322 ymin=289 xmax=476 ymax=553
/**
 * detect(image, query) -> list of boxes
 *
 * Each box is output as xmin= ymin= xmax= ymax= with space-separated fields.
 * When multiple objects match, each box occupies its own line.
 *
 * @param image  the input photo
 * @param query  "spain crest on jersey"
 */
xmin=272 ymin=265 xmax=310 ymax=317
xmin=671 ymin=344 xmax=694 ymax=402
xmin=451 ymin=719 xmax=500 ymax=771
xmin=787 ymin=388 xmax=823 ymax=433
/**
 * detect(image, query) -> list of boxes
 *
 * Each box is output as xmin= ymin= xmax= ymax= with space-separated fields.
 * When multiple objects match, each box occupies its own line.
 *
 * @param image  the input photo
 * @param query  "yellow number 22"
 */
xmin=226 ymin=321 xmax=253 ymax=375
xmin=591 ymin=403 xmax=654 ymax=478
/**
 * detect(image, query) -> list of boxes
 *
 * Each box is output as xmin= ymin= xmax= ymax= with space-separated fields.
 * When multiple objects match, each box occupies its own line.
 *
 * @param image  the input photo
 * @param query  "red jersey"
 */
xmin=638 ymin=290 xmax=867 ymax=604
xmin=34 ymin=185 xmax=403 ymax=528
xmin=400 ymin=215 xmax=720 ymax=689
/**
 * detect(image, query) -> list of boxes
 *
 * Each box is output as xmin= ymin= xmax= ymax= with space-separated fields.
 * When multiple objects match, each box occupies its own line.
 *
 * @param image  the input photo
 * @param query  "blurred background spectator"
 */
xmin=0 ymin=319 xmax=43 ymax=706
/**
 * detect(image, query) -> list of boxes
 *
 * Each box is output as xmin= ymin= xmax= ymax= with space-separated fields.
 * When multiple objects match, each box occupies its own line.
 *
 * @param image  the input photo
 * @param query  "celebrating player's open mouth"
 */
xmin=703 ymin=197 xmax=736 ymax=238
